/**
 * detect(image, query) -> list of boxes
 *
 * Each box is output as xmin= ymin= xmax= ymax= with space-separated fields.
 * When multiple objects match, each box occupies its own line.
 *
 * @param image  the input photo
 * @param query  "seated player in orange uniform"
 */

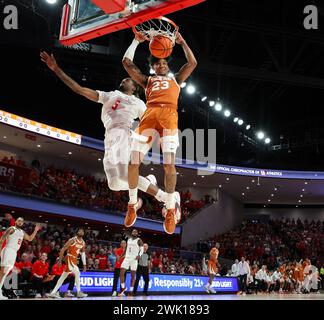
xmin=49 ymin=228 xmax=87 ymax=299
xmin=204 ymin=243 xmax=220 ymax=294
xmin=122 ymin=32 xmax=197 ymax=235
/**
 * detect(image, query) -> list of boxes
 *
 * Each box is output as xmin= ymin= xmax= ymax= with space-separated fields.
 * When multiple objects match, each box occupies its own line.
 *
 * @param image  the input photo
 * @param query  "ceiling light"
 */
xmin=209 ymin=101 xmax=215 ymax=107
xmin=3 ymin=136 xmax=7 ymax=139
xmin=233 ymin=117 xmax=239 ymax=123
xmin=215 ymin=102 xmax=222 ymax=111
xmin=201 ymin=96 xmax=207 ymax=102
xmin=37 ymin=144 xmax=41 ymax=148
xmin=186 ymin=85 xmax=196 ymax=94
xmin=168 ymin=72 xmax=174 ymax=78
xmin=68 ymin=152 xmax=72 ymax=155
xmin=193 ymin=182 xmax=196 ymax=185
xmin=246 ymin=125 xmax=251 ymax=130
xmin=180 ymin=82 xmax=187 ymax=88
xmin=265 ymin=138 xmax=271 ymax=144
xmin=224 ymin=110 xmax=231 ymax=117
xmin=257 ymin=131 xmax=265 ymax=140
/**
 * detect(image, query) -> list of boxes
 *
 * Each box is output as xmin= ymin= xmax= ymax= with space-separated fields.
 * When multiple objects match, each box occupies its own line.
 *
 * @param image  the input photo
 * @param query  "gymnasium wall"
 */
xmin=245 ymin=208 xmax=324 ymax=221
xmin=181 ymin=190 xmax=244 ymax=247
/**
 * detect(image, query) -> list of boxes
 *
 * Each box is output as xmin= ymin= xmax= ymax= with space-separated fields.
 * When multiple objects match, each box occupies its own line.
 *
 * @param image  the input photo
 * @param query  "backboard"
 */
xmin=60 ymin=0 xmax=206 ymax=46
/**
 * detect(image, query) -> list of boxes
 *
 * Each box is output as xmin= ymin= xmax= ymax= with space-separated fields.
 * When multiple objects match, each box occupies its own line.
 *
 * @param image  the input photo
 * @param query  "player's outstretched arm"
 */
xmin=175 ymin=33 xmax=198 ymax=85
xmin=40 ymin=51 xmax=99 ymax=102
xmin=0 ymin=227 xmax=14 ymax=248
xmin=122 ymin=35 xmax=148 ymax=88
xmin=24 ymin=223 xmax=42 ymax=242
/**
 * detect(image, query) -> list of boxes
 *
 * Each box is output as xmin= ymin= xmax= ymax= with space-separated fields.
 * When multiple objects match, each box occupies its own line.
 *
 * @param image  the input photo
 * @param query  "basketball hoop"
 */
xmin=132 ymin=16 xmax=179 ymax=45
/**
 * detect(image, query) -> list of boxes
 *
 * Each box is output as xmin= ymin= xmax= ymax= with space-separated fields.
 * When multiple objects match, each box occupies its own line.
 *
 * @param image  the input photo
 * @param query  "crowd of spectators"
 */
xmin=1 ymin=214 xmax=323 ymax=297
xmin=0 ymin=156 xmax=211 ymax=222
xmin=200 ymin=218 xmax=324 ymax=270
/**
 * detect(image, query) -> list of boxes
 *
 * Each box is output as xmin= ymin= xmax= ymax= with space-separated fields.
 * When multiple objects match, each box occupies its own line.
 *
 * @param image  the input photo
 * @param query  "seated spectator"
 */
xmin=14 ymin=253 xmax=33 ymax=282
xmin=31 ymin=253 xmax=50 ymax=298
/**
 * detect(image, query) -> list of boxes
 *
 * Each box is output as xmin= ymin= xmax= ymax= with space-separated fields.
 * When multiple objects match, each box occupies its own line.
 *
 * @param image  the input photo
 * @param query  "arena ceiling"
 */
xmin=1 ymin=0 xmax=324 ymax=170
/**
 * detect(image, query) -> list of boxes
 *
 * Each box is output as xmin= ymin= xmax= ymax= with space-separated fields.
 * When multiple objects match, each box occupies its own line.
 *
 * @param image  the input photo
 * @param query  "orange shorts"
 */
xmin=208 ymin=261 xmax=218 ymax=275
xmin=64 ymin=255 xmax=78 ymax=273
xmin=137 ymin=107 xmax=178 ymax=139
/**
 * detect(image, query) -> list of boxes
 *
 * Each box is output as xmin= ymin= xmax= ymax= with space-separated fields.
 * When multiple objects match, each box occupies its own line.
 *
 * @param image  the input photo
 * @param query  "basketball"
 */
xmin=149 ymin=35 xmax=174 ymax=59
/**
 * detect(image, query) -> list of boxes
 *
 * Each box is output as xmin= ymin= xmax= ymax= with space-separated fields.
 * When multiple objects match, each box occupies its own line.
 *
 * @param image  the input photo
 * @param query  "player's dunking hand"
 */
xmin=134 ymin=33 xmax=149 ymax=43
xmin=175 ymin=32 xmax=186 ymax=45
xmin=40 ymin=51 xmax=59 ymax=72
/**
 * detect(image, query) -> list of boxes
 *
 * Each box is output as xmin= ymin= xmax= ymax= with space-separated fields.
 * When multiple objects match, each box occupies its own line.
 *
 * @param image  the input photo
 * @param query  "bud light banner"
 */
xmin=60 ymin=272 xmax=238 ymax=293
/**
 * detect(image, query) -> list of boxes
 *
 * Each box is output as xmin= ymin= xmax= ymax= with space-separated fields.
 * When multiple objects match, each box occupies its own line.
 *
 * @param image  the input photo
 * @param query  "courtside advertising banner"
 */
xmin=60 ymin=272 xmax=238 ymax=293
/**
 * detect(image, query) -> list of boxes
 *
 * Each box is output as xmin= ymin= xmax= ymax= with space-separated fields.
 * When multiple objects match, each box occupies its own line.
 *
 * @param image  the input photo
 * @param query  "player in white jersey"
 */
xmin=40 ymin=52 xmax=180 ymax=227
xmin=0 ymin=217 xmax=41 ymax=299
xmin=118 ymin=229 xmax=143 ymax=296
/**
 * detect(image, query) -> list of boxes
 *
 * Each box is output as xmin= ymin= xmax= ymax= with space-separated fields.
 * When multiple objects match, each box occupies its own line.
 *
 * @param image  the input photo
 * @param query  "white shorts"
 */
xmin=121 ymin=258 xmax=138 ymax=271
xmin=104 ymin=127 xmax=131 ymax=167
xmin=0 ymin=247 xmax=17 ymax=269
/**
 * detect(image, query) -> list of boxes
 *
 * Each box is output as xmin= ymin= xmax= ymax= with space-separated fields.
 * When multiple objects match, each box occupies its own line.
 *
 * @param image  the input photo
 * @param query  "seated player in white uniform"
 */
xmin=0 ymin=217 xmax=41 ymax=300
xmin=118 ymin=229 xmax=143 ymax=296
xmin=40 ymin=52 xmax=180 ymax=226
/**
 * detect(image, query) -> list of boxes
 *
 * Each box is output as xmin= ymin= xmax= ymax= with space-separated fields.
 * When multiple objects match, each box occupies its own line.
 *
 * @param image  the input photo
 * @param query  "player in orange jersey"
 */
xmin=204 ymin=243 xmax=220 ymax=294
xmin=49 ymin=228 xmax=87 ymax=299
xmin=122 ymin=32 xmax=197 ymax=235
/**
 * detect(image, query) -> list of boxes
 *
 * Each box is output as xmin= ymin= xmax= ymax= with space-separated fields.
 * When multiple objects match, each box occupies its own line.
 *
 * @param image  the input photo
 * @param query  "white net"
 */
xmin=133 ymin=17 xmax=178 ymax=44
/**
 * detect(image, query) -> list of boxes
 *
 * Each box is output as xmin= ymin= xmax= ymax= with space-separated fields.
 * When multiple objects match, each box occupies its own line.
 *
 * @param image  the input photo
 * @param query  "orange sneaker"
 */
xmin=124 ymin=198 xmax=142 ymax=228
xmin=163 ymin=208 xmax=177 ymax=234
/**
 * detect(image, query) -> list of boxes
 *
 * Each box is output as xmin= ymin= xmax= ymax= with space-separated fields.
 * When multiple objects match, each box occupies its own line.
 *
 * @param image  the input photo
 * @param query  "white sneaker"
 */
xmin=118 ymin=288 xmax=127 ymax=297
xmin=77 ymin=291 xmax=88 ymax=298
xmin=64 ymin=291 xmax=74 ymax=298
xmin=209 ymin=287 xmax=216 ymax=294
xmin=35 ymin=293 xmax=42 ymax=298
xmin=48 ymin=292 xmax=62 ymax=299
xmin=145 ymin=174 xmax=157 ymax=186
xmin=242 ymin=292 xmax=246 ymax=296
xmin=204 ymin=285 xmax=211 ymax=294
xmin=112 ymin=291 xmax=117 ymax=297
xmin=162 ymin=192 xmax=181 ymax=223
xmin=174 ymin=191 xmax=181 ymax=223
xmin=0 ymin=294 xmax=8 ymax=300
